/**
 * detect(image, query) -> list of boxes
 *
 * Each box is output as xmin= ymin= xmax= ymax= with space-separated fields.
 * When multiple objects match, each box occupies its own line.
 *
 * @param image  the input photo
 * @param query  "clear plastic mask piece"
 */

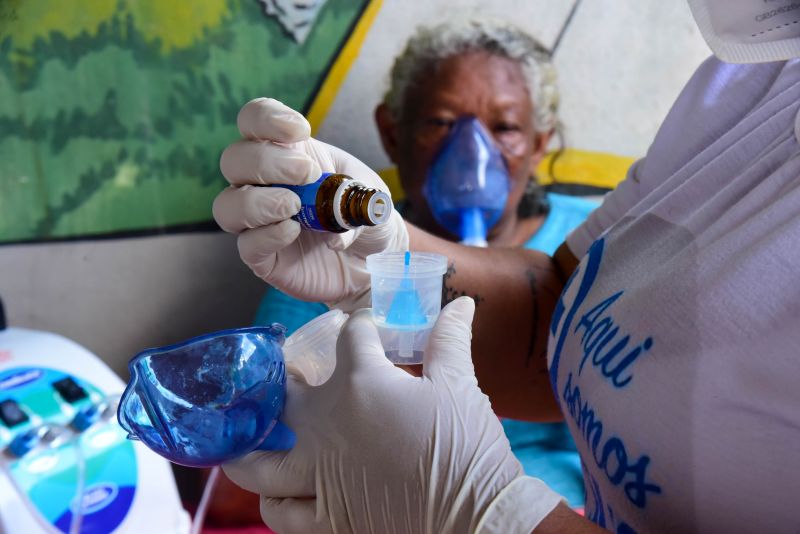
xmin=117 ymin=325 xmax=295 ymax=467
xmin=424 ymin=116 xmax=510 ymax=246
xmin=283 ymin=309 xmax=347 ymax=386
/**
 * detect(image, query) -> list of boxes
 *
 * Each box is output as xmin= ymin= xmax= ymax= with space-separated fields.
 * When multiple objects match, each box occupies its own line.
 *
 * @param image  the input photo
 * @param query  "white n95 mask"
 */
xmin=688 ymin=0 xmax=800 ymax=63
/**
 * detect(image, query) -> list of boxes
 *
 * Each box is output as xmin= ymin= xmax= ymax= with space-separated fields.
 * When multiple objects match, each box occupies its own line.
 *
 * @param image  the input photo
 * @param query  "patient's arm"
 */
xmin=409 ymin=225 xmax=576 ymax=422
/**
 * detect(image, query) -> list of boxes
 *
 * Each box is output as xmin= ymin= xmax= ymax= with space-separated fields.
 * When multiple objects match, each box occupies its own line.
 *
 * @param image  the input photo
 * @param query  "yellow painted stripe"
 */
xmin=306 ymin=0 xmax=383 ymax=135
xmin=536 ymin=148 xmax=635 ymax=190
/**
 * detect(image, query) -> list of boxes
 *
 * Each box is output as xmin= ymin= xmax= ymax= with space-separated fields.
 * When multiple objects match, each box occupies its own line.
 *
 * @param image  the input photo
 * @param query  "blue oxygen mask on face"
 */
xmin=423 ymin=116 xmax=510 ymax=247
xmin=117 ymin=325 xmax=296 ymax=467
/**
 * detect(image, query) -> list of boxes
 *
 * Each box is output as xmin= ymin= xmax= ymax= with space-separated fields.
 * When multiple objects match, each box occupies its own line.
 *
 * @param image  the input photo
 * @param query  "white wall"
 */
xmin=0 ymin=233 xmax=265 ymax=378
xmin=317 ymin=0 xmax=712 ymax=164
xmin=555 ymin=0 xmax=712 ymax=156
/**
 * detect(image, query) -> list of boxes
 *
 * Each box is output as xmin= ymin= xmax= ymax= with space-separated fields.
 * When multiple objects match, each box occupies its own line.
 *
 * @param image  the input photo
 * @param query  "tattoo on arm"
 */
xmin=441 ymin=262 xmax=484 ymax=307
xmin=525 ymin=267 xmax=558 ymax=370
xmin=525 ymin=268 xmax=540 ymax=367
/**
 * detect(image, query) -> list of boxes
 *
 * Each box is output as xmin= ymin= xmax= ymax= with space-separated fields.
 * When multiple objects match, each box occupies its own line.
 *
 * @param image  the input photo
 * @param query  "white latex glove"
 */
xmin=213 ymin=98 xmax=409 ymax=311
xmin=223 ymin=298 xmax=563 ymax=534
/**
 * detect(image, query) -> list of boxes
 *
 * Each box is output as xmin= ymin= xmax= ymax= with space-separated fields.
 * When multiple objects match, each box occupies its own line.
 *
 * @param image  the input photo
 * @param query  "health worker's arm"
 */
xmin=409 ymin=225 xmax=579 ymax=422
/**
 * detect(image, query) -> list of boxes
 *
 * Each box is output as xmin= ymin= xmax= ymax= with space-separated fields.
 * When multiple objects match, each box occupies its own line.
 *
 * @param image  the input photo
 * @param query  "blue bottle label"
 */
xmin=273 ymin=173 xmax=331 ymax=232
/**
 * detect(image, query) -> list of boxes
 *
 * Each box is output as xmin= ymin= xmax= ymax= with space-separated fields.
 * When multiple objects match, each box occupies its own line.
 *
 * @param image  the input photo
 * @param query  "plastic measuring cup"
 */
xmin=366 ymin=251 xmax=448 ymax=364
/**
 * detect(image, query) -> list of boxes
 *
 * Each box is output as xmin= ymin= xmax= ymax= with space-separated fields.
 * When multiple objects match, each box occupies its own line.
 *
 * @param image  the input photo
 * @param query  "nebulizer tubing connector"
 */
xmin=459 ymin=207 xmax=489 ymax=248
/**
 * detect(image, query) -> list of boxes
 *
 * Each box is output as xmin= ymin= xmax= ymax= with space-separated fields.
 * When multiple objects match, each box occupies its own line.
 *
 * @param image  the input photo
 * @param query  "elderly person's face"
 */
xmin=376 ymin=51 xmax=550 ymax=241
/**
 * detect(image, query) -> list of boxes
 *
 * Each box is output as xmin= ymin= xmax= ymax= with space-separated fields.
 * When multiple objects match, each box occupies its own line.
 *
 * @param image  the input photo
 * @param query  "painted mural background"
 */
xmin=0 ymin=0 xmax=368 ymax=243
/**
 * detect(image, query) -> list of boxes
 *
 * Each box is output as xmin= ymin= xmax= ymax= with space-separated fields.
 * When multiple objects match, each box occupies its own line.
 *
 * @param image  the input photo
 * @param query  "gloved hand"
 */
xmin=223 ymin=297 xmax=563 ymax=534
xmin=213 ymin=98 xmax=409 ymax=311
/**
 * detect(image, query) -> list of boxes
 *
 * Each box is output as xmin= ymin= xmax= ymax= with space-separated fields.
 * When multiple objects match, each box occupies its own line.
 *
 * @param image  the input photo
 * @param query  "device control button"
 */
xmin=0 ymin=399 xmax=29 ymax=427
xmin=72 ymin=404 xmax=100 ymax=431
xmin=53 ymin=377 xmax=88 ymax=403
xmin=8 ymin=429 xmax=39 ymax=457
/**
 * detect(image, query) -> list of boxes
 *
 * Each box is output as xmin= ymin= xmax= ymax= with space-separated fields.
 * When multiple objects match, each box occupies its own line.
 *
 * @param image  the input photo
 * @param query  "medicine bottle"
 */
xmin=275 ymin=173 xmax=392 ymax=233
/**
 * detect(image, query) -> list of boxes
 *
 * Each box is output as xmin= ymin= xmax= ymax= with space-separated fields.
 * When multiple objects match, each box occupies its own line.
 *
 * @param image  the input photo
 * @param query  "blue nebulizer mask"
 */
xmin=117 ymin=325 xmax=295 ymax=467
xmin=424 ymin=116 xmax=510 ymax=247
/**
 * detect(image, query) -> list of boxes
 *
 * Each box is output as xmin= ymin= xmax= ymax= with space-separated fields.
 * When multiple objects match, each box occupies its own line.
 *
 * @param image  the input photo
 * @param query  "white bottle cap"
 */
xmin=367 ymin=190 xmax=392 ymax=225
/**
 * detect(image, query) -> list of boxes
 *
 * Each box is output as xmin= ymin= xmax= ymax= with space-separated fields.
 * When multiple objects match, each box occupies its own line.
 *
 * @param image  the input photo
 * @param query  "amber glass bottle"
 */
xmin=275 ymin=173 xmax=392 ymax=233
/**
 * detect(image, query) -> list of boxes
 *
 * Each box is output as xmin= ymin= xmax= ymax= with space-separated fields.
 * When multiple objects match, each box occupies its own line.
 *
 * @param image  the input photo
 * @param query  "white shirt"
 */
xmin=553 ymin=56 xmax=800 ymax=533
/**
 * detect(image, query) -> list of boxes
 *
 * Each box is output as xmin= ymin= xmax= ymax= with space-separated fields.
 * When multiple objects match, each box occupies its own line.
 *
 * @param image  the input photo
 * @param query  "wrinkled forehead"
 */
xmin=401 ymin=51 xmax=533 ymax=121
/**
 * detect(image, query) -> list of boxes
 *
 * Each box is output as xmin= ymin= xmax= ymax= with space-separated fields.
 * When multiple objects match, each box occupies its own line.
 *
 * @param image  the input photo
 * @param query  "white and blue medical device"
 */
xmin=0 ymin=299 xmax=190 ymax=534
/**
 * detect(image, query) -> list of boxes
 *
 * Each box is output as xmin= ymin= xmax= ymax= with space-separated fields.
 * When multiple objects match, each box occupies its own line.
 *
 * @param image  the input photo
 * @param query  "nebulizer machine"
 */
xmin=425 ymin=116 xmax=510 ymax=247
xmin=0 ymin=297 xmax=189 ymax=534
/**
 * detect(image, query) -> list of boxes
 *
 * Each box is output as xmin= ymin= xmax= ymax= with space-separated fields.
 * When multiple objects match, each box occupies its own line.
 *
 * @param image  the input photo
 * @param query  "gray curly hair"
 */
xmin=383 ymin=18 xmax=559 ymax=134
